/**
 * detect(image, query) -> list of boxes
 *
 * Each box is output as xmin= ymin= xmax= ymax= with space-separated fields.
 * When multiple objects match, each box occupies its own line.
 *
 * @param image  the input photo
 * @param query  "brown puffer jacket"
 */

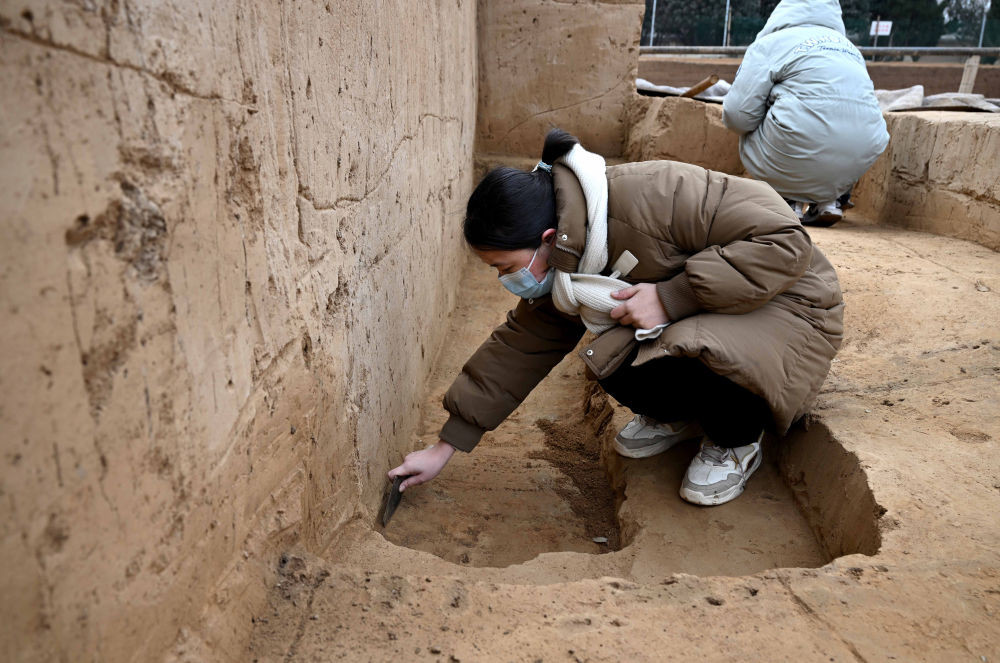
xmin=440 ymin=159 xmax=844 ymax=452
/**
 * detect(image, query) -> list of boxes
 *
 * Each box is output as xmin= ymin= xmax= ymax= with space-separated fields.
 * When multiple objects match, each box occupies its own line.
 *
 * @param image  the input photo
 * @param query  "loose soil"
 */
xmin=530 ymin=418 xmax=620 ymax=550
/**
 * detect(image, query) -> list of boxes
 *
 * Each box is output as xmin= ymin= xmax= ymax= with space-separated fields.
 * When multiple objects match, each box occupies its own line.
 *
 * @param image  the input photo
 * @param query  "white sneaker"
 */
xmin=679 ymin=434 xmax=763 ymax=506
xmin=802 ymin=201 xmax=842 ymax=227
xmin=614 ymin=414 xmax=702 ymax=459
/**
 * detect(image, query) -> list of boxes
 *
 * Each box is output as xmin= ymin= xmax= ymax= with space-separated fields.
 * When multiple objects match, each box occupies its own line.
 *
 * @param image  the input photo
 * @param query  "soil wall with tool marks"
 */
xmin=624 ymin=94 xmax=747 ymax=174
xmin=0 ymin=2 xmax=475 ymax=661
xmin=475 ymin=0 xmax=646 ymax=159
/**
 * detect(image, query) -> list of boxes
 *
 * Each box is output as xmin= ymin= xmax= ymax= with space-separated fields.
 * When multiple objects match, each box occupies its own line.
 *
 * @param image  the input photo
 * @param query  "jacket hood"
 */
xmin=756 ymin=0 xmax=846 ymax=40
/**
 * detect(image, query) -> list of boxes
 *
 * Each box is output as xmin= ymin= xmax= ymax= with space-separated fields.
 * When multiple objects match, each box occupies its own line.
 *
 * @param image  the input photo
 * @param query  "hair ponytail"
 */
xmin=541 ymin=128 xmax=579 ymax=165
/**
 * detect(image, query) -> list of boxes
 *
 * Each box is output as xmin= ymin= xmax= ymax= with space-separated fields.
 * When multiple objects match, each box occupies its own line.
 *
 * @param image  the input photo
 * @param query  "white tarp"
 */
xmin=636 ymin=77 xmax=731 ymax=103
xmin=874 ymin=85 xmax=1000 ymax=112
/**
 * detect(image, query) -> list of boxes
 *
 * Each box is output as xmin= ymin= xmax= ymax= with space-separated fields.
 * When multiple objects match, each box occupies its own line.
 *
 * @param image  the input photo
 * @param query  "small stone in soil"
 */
xmin=592 ymin=536 xmax=608 ymax=544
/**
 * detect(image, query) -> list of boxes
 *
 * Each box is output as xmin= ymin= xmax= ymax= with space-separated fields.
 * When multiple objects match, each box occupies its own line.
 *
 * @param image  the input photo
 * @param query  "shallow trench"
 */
xmin=376 ymin=256 xmax=881 ymax=577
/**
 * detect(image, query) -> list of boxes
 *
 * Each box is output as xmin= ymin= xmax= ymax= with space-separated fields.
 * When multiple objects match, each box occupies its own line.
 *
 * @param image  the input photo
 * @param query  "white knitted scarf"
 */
xmin=550 ymin=144 xmax=668 ymax=340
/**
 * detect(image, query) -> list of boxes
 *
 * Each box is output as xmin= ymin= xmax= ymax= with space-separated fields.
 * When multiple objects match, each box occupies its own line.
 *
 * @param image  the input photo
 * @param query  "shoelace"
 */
xmin=699 ymin=443 xmax=731 ymax=466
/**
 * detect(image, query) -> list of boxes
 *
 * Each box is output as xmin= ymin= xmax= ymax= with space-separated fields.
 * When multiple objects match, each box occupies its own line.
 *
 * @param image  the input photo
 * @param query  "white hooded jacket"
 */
xmin=722 ymin=0 xmax=889 ymax=202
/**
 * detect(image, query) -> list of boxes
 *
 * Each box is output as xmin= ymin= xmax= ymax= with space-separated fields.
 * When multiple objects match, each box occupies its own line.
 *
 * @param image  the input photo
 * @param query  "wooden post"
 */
xmin=872 ymin=15 xmax=880 ymax=61
xmin=959 ymin=55 xmax=981 ymax=94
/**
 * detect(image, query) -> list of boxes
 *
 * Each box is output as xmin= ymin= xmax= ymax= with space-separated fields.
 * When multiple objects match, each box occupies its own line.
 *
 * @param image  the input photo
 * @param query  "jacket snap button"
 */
xmin=586 ymin=349 xmax=594 ymax=356
xmin=561 ymin=234 xmax=568 ymax=241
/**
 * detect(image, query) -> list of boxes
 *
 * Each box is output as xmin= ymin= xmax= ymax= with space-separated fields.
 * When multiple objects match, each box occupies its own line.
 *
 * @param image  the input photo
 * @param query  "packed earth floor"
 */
xmin=248 ymin=220 xmax=1000 ymax=662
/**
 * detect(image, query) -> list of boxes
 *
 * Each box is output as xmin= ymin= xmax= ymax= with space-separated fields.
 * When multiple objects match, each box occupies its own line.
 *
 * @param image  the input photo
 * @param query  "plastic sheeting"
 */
xmin=637 ymin=78 xmax=1000 ymax=113
xmin=874 ymin=85 xmax=1000 ymax=112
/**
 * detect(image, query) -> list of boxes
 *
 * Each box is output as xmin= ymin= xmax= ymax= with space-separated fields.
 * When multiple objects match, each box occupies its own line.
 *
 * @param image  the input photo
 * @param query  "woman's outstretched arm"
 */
xmin=441 ymin=297 xmax=585 ymax=453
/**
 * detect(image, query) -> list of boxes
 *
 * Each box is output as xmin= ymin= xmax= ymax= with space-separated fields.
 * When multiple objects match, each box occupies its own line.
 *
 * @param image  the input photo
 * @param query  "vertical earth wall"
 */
xmin=853 ymin=112 xmax=1000 ymax=250
xmin=476 ymin=0 xmax=645 ymax=159
xmin=0 ymin=1 xmax=476 ymax=661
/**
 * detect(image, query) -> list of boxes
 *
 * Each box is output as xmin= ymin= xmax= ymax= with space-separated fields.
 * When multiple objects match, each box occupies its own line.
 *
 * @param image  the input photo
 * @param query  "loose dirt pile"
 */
xmin=530 ymin=418 xmax=621 ymax=550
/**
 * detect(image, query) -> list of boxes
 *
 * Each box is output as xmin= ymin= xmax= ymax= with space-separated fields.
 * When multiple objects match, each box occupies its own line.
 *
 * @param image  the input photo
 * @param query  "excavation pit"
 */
xmin=8 ymin=0 xmax=1000 ymax=655
xmin=255 ymin=222 xmax=1000 ymax=661
xmin=376 ymin=258 xmax=882 ymax=577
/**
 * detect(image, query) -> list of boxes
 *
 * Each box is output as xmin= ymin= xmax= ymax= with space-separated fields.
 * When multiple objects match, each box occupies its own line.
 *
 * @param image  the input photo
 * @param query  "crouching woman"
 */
xmin=389 ymin=129 xmax=843 ymax=506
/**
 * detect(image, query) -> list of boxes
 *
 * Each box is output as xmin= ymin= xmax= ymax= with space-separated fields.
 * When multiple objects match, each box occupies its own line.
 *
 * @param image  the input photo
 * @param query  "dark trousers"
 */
xmin=598 ymin=348 xmax=770 ymax=448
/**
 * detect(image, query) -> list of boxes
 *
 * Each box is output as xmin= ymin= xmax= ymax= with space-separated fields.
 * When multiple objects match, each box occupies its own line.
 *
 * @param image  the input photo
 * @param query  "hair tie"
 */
xmin=532 ymin=160 xmax=552 ymax=174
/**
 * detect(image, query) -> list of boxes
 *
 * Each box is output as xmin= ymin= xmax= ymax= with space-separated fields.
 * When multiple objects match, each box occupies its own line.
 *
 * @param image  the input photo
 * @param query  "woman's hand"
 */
xmin=388 ymin=441 xmax=456 ymax=492
xmin=610 ymin=283 xmax=669 ymax=329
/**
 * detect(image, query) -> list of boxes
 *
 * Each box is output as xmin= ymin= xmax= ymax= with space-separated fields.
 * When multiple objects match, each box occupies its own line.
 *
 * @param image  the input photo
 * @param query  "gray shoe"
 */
xmin=679 ymin=434 xmax=763 ymax=506
xmin=614 ymin=415 xmax=702 ymax=459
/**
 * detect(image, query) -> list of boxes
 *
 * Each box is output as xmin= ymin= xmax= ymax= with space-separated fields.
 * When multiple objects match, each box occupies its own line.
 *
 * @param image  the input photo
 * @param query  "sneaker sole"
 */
xmin=613 ymin=437 xmax=673 ymax=459
xmin=679 ymin=449 xmax=763 ymax=506
xmin=613 ymin=425 xmax=702 ymax=459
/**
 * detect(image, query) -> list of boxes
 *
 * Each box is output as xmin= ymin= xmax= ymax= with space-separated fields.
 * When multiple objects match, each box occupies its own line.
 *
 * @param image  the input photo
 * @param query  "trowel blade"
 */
xmin=380 ymin=475 xmax=405 ymax=527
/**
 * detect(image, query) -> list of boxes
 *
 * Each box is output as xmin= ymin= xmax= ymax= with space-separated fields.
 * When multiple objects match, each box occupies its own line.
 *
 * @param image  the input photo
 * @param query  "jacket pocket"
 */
xmin=579 ymin=326 xmax=637 ymax=380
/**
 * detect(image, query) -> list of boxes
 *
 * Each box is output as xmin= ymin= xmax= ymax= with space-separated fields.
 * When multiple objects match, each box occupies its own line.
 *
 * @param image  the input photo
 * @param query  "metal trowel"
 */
xmin=379 ymin=475 xmax=405 ymax=527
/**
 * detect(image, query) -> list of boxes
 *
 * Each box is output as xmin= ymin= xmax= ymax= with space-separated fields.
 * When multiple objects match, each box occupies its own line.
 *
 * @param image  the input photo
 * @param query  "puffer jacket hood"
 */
xmin=757 ymin=0 xmax=845 ymax=39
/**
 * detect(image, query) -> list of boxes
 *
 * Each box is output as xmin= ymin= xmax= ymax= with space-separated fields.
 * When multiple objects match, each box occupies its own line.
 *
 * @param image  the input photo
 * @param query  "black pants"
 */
xmin=598 ymin=348 xmax=770 ymax=448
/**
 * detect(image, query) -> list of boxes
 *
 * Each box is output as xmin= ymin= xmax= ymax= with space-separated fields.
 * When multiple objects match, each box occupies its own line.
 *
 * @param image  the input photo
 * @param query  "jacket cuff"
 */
xmin=439 ymin=414 xmax=484 ymax=453
xmin=657 ymin=273 xmax=700 ymax=321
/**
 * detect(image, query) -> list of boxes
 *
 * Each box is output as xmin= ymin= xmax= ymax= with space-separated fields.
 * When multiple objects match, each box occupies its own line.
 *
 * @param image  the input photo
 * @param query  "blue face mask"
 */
xmin=498 ymin=247 xmax=554 ymax=299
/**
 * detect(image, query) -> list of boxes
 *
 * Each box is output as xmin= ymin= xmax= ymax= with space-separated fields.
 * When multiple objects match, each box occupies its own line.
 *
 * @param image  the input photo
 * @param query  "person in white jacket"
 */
xmin=722 ymin=0 xmax=889 ymax=226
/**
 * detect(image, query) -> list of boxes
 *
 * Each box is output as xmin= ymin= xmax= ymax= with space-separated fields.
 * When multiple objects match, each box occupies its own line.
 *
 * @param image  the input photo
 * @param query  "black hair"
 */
xmin=463 ymin=128 xmax=580 ymax=251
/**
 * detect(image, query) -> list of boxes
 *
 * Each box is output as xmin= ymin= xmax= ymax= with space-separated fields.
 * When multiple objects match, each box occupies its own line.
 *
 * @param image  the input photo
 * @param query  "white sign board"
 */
xmin=869 ymin=20 xmax=893 ymax=36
